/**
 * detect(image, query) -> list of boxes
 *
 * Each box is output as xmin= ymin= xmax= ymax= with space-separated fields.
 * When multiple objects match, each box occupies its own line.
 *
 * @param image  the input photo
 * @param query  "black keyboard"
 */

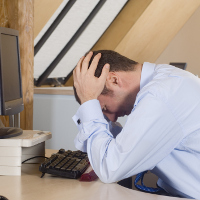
xmin=39 ymin=149 xmax=89 ymax=179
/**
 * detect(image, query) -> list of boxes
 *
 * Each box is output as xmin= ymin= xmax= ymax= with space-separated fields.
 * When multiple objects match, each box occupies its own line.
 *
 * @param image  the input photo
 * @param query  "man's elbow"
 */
xmin=98 ymin=173 xmax=118 ymax=184
xmin=99 ymin=177 xmax=115 ymax=184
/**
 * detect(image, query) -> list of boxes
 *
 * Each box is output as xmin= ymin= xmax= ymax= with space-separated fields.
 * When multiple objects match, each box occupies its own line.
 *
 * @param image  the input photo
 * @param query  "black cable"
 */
xmin=41 ymin=173 xmax=46 ymax=178
xmin=22 ymin=156 xmax=49 ymax=164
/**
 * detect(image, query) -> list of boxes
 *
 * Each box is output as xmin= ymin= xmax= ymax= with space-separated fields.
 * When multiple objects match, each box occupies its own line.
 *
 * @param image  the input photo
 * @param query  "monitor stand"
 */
xmin=0 ymin=118 xmax=23 ymax=139
xmin=0 ymin=127 xmax=23 ymax=139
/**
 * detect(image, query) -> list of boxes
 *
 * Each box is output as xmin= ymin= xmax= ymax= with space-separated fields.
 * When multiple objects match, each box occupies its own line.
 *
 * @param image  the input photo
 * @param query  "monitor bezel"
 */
xmin=0 ymin=27 xmax=24 ymax=116
xmin=170 ymin=62 xmax=187 ymax=70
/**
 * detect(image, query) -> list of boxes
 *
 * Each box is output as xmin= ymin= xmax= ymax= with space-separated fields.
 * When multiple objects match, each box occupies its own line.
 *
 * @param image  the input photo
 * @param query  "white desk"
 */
xmin=0 ymin=150 xmax=190 ymax=200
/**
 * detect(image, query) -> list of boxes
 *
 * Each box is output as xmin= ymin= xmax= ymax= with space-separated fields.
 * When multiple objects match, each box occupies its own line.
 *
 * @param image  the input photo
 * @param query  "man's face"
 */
xmin=97 ymin=91 xmax=135 ymax=122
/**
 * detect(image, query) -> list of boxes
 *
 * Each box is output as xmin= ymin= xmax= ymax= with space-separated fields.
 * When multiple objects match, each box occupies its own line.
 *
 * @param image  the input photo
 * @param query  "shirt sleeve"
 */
xmin=73 ymin=95 xmax=183 ymax=183
xmin=104 ymin=114 xmax=123 ymax=138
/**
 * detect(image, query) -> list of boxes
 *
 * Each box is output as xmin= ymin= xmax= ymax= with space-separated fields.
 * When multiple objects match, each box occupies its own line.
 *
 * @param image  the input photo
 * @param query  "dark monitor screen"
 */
xmin=0 ymin=27 xmax=24 ymax=116
xmin=170 ymin=62 xmax=187 ymax=70
xmin=1 ymin=34 xmax=21 ymax=101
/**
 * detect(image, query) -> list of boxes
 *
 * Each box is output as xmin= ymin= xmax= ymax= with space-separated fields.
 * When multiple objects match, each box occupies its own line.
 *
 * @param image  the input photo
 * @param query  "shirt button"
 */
xmin=77 ymin=119 xmax=81 ymax=125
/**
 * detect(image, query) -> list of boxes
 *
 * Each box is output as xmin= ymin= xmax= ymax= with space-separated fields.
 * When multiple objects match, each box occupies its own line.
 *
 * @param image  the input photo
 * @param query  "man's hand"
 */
xmin=73 ymin=52 xmax=110 ymax=104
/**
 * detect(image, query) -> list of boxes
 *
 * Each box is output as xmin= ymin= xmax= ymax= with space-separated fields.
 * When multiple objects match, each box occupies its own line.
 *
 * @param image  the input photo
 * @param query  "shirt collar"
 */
xmin=140 ymin=62 xmax=156 ymax=90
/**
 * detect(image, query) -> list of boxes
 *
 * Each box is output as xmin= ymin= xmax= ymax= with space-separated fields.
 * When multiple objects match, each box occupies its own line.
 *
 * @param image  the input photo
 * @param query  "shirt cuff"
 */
xmin=73 ymin=99 xmax=104 ymax=125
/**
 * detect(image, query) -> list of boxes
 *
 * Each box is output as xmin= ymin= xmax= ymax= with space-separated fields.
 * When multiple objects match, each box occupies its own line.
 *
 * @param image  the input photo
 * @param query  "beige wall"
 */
xmin=156 ymin=6 xmax=200 ymax=76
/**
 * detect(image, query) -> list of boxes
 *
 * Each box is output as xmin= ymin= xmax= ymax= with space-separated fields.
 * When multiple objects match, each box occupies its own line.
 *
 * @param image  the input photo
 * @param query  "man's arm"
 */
xmin=73 ymin=94 xmax=184 ymax=183
xmin=105 ymin=115 xmax=122 ymax=138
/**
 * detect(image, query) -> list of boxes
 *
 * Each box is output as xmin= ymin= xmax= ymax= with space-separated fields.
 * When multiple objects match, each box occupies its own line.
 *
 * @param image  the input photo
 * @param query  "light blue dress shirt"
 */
xmin=73 ymin=62 xmax=200 ymax=199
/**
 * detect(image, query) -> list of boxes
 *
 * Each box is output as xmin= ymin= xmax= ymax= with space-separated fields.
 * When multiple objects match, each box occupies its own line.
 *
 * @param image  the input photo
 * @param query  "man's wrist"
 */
xmin=81 ymin=97 xmax=97 ymax=104
xmin=78 ymin=99 xmax=104 ymax=123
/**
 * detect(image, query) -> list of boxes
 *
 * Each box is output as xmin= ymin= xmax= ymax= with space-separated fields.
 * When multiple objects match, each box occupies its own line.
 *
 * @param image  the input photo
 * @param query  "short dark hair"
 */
xmin=73 ymin=50 xmax=138 ymax=104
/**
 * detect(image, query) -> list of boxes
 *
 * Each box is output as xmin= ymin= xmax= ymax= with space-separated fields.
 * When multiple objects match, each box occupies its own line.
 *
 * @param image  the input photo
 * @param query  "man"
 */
xmin=73 ymin=50 xmax=200 ymax=199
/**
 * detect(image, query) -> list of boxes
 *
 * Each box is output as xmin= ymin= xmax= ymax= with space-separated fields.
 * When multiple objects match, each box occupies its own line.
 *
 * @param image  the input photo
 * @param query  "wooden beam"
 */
xmin=34 ymin=87 xmax=74 ymax=95
xmin=18 ymin=0 xmax=34 ymax=130
xmin=115 ymin=0 xmax=200 ymax=63
xmin=0 ymin=0 xmax=34 ymax=130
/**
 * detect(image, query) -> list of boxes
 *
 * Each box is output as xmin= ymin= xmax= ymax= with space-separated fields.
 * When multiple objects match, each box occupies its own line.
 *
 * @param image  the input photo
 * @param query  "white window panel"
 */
xmin=34 ymin=0 xmax=99 ymax=79
xmin=34 ymin=0 xmax=128 ymax=79
xmin=34 ymin=0 xmax=69 ymax=46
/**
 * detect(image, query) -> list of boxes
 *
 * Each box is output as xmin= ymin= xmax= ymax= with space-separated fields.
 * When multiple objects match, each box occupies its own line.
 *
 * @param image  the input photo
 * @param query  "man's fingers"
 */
xmin=73 ymin=69 xmax=77 ymax=84
xmin=88 ymin=53 xmax=101 ymax=75
xmin=82 ymin=51 xmax=93 ymax=74
xmin=75 ymin=56 xmax=85 ymax=75
xmin=99 ymin=63 xmax=110 ymax=82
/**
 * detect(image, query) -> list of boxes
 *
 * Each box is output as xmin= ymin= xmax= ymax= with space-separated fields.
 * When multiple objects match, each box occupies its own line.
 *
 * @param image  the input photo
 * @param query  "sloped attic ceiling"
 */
xmin=34 ymin=0 xmax=128 ymax=86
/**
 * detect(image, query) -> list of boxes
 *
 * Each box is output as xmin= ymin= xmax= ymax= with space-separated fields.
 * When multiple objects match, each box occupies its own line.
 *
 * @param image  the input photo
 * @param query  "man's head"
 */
xmin=73 ymin=50 xmax=138 ymax=104
xmin=90 ymin=50 xmax=138 ymax=77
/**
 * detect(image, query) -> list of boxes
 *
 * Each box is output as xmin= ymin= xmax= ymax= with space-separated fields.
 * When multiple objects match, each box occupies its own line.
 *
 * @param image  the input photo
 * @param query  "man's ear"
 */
xmin=106 ymin=72 xmax=122 ymax=89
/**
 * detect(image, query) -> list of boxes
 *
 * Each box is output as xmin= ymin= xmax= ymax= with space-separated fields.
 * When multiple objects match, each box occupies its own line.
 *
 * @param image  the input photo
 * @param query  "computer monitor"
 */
xmin=0 ymin=27 xmax=24 ymax=139
xmin=170 ymin=62 xmax=187 ymax=70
